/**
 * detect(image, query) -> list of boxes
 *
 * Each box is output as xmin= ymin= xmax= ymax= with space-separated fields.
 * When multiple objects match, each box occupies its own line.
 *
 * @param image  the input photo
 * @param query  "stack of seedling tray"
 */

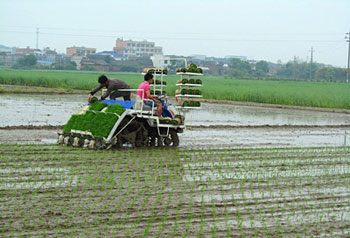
xmin=175 ymin=63 xmax=203 ymax=109
xmin=155 ymin=79 xmax=167 ymax=85
xmin=176 ymin=78 xmax=202 ymax=85
xmin=176 ymin=63 xmax=203 ymax=74
xmin=175 ymin=88 xmax=202 ymax=96
xmin=143 ymin=68 xmax=168 ymax=75
xmin=159 ymin=115 xmax=184 ymax=125
xmin=177 ymin=101 xmax=201 ymax=108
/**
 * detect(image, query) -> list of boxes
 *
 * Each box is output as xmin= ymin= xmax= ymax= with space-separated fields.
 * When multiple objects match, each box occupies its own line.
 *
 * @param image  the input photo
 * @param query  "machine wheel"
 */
xmin=163 ymin=129 xmax=179 ymax=147
xmin=148 ymin=129 xmax=163 ymax=147
xmin=58 ymin=134 xmax=64 ymax=144
xmin=115 ymin=118 xmax=148 ymax=148
xmin=64 ymin=135 xmax=73 ymax=146
xmin=135 ymin=124 xmax=148 ymax=147
xmin=94 ymin=138 xmax=104 ymax=149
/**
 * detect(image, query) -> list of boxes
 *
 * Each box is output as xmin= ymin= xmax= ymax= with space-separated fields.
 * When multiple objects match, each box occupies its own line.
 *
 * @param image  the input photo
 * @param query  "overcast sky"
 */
xmin=0 ymin=0 xmax=349 ymax=67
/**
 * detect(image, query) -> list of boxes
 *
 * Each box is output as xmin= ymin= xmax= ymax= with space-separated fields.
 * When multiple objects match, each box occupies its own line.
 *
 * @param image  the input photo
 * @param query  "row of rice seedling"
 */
xmin=181 ymin=147 xmax=350 ymax=237
xmin=0 ymin=144 xmax=349 ymax=236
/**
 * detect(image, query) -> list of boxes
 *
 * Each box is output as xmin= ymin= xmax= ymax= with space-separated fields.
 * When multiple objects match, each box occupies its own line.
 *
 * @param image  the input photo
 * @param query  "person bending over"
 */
xmin=136 ymin=73 xmax=163 ymax=117
xmin=88 ymin=75 xmax=131 ymax=101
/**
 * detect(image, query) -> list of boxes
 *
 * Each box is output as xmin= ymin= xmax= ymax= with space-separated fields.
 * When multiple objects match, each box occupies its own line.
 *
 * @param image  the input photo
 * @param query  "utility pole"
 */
xmin=309 ymin=47 xmax=314 ymax=81
xmin=36 ymin=27 xmax=39 ymax=50
xmin=346 ymin=30 xmax=350 ymax=83
xmin=293 ymin=56 xmax=297 ymax=79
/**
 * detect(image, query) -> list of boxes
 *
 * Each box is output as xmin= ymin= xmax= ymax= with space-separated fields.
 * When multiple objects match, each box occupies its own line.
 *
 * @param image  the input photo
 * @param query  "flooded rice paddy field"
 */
xmin=1 ymin=94 xmax=350 ymax=237
xmin=1 ymin=144 xmax=349 ymax=237
xmin=1 ymin=94 xmax=350 ymax=148
xmin=2 ymin=94 xmax=350 ymax=127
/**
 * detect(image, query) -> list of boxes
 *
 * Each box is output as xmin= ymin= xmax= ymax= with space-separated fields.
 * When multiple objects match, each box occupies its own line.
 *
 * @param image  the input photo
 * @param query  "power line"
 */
xmin=0 ymin=24 xmax=346 ymax=37
xmin=346 ymin=29 xmax=350 ymax=83
xmin=309 ymin=47 xmax=315 ymax=81
xmin=36 ymin=28 xmax=39 ymax=49
xmin=0 ymin=30 xmax=344 ymax=43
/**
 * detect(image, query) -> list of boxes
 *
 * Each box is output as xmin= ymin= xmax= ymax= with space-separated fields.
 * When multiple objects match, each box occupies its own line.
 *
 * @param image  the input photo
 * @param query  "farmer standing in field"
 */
xmin=88 ymin=75 xmax=131 ymax=101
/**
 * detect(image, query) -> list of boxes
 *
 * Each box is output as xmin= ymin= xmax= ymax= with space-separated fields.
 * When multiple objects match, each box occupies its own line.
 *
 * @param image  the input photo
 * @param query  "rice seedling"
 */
xmin=1 ymin=145 xmax=350 ymax=236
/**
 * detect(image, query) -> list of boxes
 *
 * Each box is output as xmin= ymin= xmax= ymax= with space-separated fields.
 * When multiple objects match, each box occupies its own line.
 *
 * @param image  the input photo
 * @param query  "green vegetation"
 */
xmin=177 ymin=88 xmax=201 ymax=95
xmin=14 ymin=54 xmax=37 ymax=68
xmin=203 ymin=78 xmax=350 ymax=109
xmin=105 ymin=104 xmax=126 ymax=114
xmin=88 ymin=101 xmax=107 ymax=111
xmin=145 ymin=68 xmax=168 ymax=75
xmin=1 ymin=68 xmax=350 ymax=109
xmin=63 ymin=103 xmax=125 ymax=137
xmin=63 ymin=111 xmax=119 ymax=137
xmin=176 ymin=63 xmax=203 ymax=74
xmin=159 ymin=118 xmax=179 ymax=125
xmin=0 ymin=68 xmax=144 ymax=90
xmin=227 ymin=57 xmax=347 ymax=82
xmin=154 ymin=79 xmax=166 ymax=85
xmin=1 ymin=144 xmax=349 ymax=237
xmin=182 ymin=101 xmax=200 ymax=107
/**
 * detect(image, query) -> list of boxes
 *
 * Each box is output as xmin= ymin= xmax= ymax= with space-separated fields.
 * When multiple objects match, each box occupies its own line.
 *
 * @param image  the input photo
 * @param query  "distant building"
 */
xmin=113 ymin=38 xmax=163 ymax=59
xmin=0 ymin=45 xmax=13 ymax=54
xmin=43 ymin=47 xmax=57 ymax=55
xmin=41 ymin=47 xmax=58 ymax=62
xmin=2 ymin=54 xmax=23 ymax=66
xmin=96 ymin=51 xmax=124 ymax=60
xmin=66 ymin=46 xmax=96 ymax=57
xmin=150 ymin=55 xmax=172 ymax=68
xmin=80 ymin=57 xmax=110 ymax=72
xmin=191 ymin=54 xmax=206 ymax=60
xmin=70 ymin=56 xmax=84 ymax=70
xmin=16 ymin=46 xmax=36 ymax=55
xmin=36 ymin=60 xmax=54 ymax=66
xmin=79 ymin=54 xmax=153 ymax=72
xmin=225 ymin=55 xmax=248 ymax=61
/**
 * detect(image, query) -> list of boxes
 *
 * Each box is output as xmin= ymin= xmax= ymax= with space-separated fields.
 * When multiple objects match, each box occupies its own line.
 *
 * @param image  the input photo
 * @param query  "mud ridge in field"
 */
xmin=1 ymin=124 xmax=350 ymax=131
xmin=0 ymin=125 xmax=63 ymax=130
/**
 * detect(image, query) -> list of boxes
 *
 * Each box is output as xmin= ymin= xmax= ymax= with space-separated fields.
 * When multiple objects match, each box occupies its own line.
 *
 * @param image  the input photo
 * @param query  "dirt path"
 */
xmin=0 ymin=84 xmax=88 ymax=94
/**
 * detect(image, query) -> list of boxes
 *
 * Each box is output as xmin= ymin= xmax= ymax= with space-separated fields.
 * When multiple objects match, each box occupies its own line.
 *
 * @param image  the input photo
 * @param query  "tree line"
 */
xmin=227 ymin=57 xmax=347 ymax=82
xmin=12 ymin=54 xmax=76 ymax=70
xmin=9 ymin=54 xmax=348 ymax=82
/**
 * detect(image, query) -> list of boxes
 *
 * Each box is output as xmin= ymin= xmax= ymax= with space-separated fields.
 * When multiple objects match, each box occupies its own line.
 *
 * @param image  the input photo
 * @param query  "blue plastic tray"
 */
xmin=88 ymin=99 xmax=135 ymax=109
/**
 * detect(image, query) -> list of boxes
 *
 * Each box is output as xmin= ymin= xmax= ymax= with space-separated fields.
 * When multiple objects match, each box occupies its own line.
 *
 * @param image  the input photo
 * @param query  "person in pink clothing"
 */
xmin=137 ymin=73 xmax=163 ymax=117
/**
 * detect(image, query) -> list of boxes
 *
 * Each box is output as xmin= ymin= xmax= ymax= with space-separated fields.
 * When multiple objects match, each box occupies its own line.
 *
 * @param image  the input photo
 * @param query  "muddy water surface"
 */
xmin=184 ymin=103 xmax=350 ymax=126
xmin=2 ymin=94 xmax=350 ymax=127
xmin=1 ymin=94 xmax=350 ymax=147
xmin=0 ymin=94 xmax=86 ymax=126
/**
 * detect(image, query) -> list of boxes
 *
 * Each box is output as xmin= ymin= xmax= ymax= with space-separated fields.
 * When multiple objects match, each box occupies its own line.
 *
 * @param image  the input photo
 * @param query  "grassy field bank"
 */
xmin=1 ymin=68 xmax=350 ymax=109
xmin=1 ymin=144 xmax=349 ymax=237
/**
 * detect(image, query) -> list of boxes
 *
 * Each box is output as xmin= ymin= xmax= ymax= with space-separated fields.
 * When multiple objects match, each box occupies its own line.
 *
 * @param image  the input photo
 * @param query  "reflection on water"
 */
xmin=184 ymin=103 xmax=350 ymax=126
xmin=0 ymin=94 xmax=86 ymax=127
xmin=1 ymin=94 xmax=350 ymax=127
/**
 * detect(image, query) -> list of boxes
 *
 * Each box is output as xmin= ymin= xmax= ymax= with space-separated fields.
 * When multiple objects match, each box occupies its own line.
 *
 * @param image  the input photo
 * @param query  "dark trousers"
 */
xmin=110 ymin=86 xmax=131 ymax=101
